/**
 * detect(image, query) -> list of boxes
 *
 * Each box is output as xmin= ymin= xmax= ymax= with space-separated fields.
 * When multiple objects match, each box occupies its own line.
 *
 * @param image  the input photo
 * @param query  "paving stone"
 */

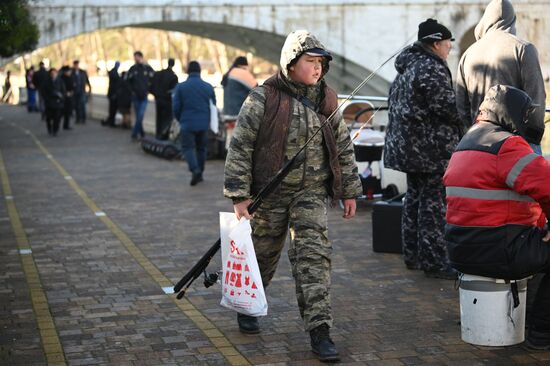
xmin=1 ymin=105 xmax=549 ymax=365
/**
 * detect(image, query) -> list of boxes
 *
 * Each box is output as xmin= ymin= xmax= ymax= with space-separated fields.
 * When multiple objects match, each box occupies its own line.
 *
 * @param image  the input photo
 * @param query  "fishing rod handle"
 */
xmin=173 ymin=239 xmax=221 ymax=293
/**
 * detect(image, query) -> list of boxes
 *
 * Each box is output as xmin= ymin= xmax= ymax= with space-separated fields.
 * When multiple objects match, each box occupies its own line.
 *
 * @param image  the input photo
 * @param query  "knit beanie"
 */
xmin=418 ymin=18 xmax=454 ymax=43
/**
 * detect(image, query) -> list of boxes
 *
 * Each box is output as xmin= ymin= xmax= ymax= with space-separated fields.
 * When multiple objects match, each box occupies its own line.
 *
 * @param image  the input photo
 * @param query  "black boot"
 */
xmin=424 ymin=266 xmax=457 ymax=280
xmin=190 ymin=171 xmax=203 ymax=186
xmin=237 ymin=313 xmax=260 ymax=334
xmin=310 ymin=324 xmax=340 ymax=362
xmin=524 ymin=328 xmax=550 ymax=350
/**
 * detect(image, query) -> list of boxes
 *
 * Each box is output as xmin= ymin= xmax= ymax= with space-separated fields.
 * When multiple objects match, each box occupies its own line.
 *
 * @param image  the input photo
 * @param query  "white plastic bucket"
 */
xmin=459 ymin=274 xmax=527 ymax=346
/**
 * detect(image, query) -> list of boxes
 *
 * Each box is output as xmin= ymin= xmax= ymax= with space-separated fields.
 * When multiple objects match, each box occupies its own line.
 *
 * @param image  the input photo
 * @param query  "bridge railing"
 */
xmin=338 ymin=94 xmax=550 ymax=113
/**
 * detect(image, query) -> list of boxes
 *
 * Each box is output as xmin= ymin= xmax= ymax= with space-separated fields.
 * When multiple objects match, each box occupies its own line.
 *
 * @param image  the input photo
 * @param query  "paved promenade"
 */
xmin=0 ymin=104 xmax=549 ymax=366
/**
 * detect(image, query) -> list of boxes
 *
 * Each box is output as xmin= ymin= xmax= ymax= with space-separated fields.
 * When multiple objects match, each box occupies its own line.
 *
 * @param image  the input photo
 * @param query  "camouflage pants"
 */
xmin=252 ymin=187 xmax=332 ymax=331
xmin=402 ymin=173 xmax=449 ymax=272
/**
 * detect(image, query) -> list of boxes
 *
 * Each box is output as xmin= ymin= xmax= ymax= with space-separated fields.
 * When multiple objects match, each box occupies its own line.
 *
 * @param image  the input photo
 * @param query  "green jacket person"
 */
xmin=224 ymin=30 xmax=362 ymax=362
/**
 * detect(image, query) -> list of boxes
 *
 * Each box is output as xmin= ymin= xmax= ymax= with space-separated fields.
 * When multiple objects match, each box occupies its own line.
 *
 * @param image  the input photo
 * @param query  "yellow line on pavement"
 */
xmin=0 ymin=149 xmax=67 ymax=366
xmin=22 ymin=129 xmax=251 ymax=366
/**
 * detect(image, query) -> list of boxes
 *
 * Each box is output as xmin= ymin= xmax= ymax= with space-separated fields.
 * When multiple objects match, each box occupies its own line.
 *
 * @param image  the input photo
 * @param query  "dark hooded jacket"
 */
xmin=444 ymin=85 xmax=550 ymax=279
xmin=456 ymin=0 xmax=546 ymax=140
xmin=384 ymin=42 xmax=463 ymax=174
xmin=43 ymin=75 xmax=66 ymax=110
xmin=32 ymin=66 xmax=48 ymax=93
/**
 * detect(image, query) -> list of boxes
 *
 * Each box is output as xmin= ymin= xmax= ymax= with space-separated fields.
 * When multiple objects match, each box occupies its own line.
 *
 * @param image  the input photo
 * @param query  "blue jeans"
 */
xmin=27 ymin=89 xmax=37 ymax=111
xmin=180 ymin=129 xmax=208 ymax=173
xmin=132 ymin=97 xmax=148 ymax=138
xmin=74 ymin=93 xmax=87 ymax=122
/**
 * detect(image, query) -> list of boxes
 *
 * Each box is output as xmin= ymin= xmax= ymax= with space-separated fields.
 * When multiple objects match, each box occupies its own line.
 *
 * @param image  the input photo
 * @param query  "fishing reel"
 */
xmin=203 ymin=270 xmax=220 ymax=288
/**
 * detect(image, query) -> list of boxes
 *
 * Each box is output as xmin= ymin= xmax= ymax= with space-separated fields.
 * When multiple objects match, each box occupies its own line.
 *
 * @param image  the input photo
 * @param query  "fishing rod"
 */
xmin=173 ymin=26 xmax=426 ymax=299
xmin=173 ymin=102 xmax=385 ymax=299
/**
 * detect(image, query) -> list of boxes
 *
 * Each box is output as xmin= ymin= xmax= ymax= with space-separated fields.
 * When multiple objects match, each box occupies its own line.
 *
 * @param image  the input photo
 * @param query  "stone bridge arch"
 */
xmin=22 ymin=1 xmax=550 ymax=95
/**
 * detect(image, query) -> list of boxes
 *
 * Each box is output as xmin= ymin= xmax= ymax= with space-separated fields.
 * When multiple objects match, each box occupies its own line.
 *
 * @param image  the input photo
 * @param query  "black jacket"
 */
xmin=32 ymin=67 xmax=48 ymax=92
xmin=107 ymin=67 xmax=120 ymax=99
xmin=43 ymin=76 xmax=66 ymax=110
xmin=150 ymin=68 xmax=178 ymax=101
xmin=71 ymin=68 xmax=90 ymax=95
xmin=126 ymin=63 xmax=155 ymax=100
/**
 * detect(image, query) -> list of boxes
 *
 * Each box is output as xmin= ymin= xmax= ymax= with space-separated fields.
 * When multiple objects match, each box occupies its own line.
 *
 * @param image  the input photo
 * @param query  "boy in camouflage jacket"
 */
xmin=224 ymin=30 xmax=362 ymax=362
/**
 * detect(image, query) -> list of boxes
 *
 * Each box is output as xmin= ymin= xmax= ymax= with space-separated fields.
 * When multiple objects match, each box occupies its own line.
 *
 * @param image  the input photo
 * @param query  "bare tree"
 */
xmin=122 ymin=27 xmax=136 ymax=59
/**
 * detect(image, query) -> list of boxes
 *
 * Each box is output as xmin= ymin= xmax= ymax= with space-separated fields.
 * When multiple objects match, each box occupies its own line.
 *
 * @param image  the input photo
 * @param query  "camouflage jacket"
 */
xmin=223 ymin=76 xmax=362 ymax=202
xmin=384 ymin=42 xmax=464 ymax=174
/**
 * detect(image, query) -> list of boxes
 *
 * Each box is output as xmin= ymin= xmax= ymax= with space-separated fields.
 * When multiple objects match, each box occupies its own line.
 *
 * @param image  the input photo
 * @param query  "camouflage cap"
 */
xmin=280 ymin=30 xmax=332 ymax=78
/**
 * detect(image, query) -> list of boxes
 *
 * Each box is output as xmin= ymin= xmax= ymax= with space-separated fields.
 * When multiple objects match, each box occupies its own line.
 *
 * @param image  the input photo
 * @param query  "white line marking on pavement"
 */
xmin=162 ymin=287 xmax=174 ymax=294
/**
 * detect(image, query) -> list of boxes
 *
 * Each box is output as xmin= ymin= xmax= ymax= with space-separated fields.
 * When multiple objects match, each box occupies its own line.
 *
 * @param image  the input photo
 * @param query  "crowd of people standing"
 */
xmin=24 ymin=60 xmax=91 ymax=136
xmin=101 ymin=51 xmax=256 ymax=186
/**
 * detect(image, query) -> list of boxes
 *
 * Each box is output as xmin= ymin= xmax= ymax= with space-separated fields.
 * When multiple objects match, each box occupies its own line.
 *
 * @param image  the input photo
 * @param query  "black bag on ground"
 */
xmin=141 ymin=136 xmax=181 ymax=160
xmin=372 ymin=194 xmax=405 ymax=254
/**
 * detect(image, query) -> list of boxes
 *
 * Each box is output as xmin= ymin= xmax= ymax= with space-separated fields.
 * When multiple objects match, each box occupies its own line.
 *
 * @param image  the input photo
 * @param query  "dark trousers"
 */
xmin=63 ymin=98 xmax=73 ymax=129
xmin=529 ymin=272 xmax=550 ymax=338
xmin=46 ymin=108 xmax=62 ymax=135
xmin=180 ymin=129 xmax=208 ymax=174
xmin=107 ymin=97 xmax=118 ymax=126
xmin=402 ymin=172 xmax=449 ymax=272
xmin=38 ymin=92 xmax=45 ymax=120
xmin=155 ymin=98 xmax=173 ymax=140
xmin=506 ymin=230 xmax=550 ymax=338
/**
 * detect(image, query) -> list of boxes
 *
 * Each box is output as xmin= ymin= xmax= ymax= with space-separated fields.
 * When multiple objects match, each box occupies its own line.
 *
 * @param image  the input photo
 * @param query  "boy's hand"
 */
xmin=543 ymin=231 xmax=550 ymax=242
xmin=342 ymin=199 xmax=356 ymax=219
xmin=234 ymin=199 xmax=253 ymax=220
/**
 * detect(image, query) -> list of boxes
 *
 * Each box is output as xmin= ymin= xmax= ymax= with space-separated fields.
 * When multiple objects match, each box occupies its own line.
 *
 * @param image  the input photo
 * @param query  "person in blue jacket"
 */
xmin=173 ymin=61 xmax=216 ymax=186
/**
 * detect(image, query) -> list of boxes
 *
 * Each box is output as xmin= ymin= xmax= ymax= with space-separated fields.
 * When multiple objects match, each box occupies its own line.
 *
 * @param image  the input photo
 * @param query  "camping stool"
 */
xmin=458 ymin=273 xmax=529 ymax=346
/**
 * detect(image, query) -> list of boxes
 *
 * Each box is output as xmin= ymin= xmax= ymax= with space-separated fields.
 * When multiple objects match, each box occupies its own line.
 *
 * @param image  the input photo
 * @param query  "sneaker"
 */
xmin=310 ymin=324 xmax=340 ymax=363
xmin=237 ymin=313 xmax=260 ymax=334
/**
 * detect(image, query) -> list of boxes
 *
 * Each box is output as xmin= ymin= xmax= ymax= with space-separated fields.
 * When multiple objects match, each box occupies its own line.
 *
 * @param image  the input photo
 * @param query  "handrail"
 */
xmin=338 ymin=94 xmax=550 ymax=114
xmin=338 ymin=94 xmax=388 ymax=102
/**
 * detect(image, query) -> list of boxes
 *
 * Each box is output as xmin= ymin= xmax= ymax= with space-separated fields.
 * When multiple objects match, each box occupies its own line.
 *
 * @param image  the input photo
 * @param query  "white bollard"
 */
xmin=459 ymin=274 xmax=528 ymax=346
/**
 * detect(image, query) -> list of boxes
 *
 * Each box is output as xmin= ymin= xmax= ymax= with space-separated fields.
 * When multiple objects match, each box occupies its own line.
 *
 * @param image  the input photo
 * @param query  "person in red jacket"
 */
xmin=444 ymin=84 xmax=550 ymax=350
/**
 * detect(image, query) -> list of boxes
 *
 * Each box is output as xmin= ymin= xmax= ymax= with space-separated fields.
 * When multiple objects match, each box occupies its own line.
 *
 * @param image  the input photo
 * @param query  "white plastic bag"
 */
xmin=219 ymin=212 xmax=268 ymax=317
xmin=210 ymin=101 xmax=219 ymax=134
